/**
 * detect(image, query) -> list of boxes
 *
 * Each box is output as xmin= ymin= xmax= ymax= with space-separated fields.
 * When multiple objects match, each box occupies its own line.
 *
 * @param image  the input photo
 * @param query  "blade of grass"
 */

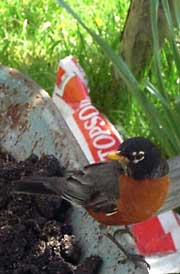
xmin=150 ymin=0 xmax=167 ymax=98
xmin=162 ymin=0 xmax=180 ymax=76
xmin=145 ymin=81 xmax=170 ymax=108
xmin=145 ymin=81 xmax=180 ymax=147
xmin=154 ymin=0 xmax=180 ymax=139
xmin=172 ymin=0 xmax=180 ymax=30
xmin=150 ymin=0 xmax=180 ymax=139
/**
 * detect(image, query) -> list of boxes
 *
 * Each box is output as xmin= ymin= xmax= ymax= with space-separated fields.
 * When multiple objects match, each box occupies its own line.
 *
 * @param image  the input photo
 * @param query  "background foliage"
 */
xmin=1 ymin=0 xmax=180 ymax=156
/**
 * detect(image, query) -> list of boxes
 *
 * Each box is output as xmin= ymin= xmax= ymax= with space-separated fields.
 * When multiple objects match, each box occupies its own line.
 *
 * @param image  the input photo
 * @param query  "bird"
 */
xmin=13 ymin=137 xmax=170 ymax=269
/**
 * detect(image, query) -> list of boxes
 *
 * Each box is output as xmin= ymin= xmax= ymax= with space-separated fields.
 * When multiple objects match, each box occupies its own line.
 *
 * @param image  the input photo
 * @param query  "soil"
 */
xmin=0 ymin=152 xmax=102 ymax=274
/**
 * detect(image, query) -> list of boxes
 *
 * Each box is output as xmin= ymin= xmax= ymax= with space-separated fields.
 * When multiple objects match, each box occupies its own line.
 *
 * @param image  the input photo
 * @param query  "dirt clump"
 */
xmin=0 ymin=152 xmax=102 ymax=274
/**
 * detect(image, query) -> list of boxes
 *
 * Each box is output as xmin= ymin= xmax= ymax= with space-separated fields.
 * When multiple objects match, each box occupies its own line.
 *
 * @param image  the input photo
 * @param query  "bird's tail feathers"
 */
xmin=13 ymin=176 xmax=65 ymax=196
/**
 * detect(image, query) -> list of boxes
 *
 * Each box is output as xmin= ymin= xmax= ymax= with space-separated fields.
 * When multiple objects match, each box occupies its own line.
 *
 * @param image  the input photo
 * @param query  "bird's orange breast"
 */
xmin=87 ymin=175 xmax=170 ymax=226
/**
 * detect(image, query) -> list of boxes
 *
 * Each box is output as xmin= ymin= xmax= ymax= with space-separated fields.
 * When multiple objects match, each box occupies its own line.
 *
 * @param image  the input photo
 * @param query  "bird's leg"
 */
xmin=103 ymin=232 xmax=150 ymax=269
xmin=113 ymin=225 xmax=136 ymax=242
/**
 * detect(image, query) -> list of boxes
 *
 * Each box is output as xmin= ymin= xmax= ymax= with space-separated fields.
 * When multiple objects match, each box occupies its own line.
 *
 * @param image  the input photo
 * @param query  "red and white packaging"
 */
xmin=53 ymin=56 xmax=122 ymax=163
xmin=133 ymin=210 xmax=180 ymax=274
xmin=52 ymin=56 xmax=180 ymax=273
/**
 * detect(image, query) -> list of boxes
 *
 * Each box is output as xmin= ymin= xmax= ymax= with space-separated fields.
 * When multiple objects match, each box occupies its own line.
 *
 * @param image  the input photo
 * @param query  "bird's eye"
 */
xmin=136 ymin=151 xmax=144 ymax=160
xmin=131 ymin=151 xmax=145 ymax=164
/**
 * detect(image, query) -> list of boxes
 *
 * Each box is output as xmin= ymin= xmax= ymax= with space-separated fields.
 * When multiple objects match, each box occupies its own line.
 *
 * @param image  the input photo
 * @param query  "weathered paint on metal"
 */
xmin=70 ymin=207 xmax=149 ymax=274
xmin=0 ymin=65 xmax=149 ymax=274
xmin=0 ymin=65 xmax=88 ymax=170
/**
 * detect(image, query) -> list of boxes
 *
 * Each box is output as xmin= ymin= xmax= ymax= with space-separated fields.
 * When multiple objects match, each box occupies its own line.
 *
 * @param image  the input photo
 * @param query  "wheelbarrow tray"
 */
xmin=3 ymin=65 xmax=179 ymax=274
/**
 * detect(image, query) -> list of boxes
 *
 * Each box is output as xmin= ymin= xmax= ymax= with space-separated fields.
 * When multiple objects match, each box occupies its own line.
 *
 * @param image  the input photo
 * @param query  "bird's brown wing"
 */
xmin=61 ymin=161 xmax=122 ymax=213
xmin=13 ymin=161 xmax=122 ymax=214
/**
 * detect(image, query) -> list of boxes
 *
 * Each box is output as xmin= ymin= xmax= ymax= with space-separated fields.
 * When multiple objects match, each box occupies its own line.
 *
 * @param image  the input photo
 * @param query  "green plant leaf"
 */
xmin=162 ymin=0 xmax=180 ymax=75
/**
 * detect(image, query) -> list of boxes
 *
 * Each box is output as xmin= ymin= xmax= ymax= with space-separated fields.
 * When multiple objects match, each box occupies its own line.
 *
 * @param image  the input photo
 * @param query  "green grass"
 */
xmin=0 ymin=0 xmax=130 ymax=132
xmin=0 ymin=0 xmax=128 ymax=93
xmin=1 ymin=0 xmax=180 ymax=156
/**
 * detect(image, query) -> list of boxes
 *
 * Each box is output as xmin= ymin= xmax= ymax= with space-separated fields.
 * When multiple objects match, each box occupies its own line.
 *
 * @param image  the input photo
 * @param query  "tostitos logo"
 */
xmin=73 ymin=99 xmax=121 ymax=162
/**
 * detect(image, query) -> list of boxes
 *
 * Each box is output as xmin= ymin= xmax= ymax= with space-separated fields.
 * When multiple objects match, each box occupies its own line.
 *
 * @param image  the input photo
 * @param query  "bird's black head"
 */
xmin=107 ymin=137 xmax=169 ymax=180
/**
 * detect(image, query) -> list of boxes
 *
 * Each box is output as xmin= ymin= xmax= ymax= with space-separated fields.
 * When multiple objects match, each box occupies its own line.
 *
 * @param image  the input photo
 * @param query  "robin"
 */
xmin=14 ymin=137 xmax=170 ymax=269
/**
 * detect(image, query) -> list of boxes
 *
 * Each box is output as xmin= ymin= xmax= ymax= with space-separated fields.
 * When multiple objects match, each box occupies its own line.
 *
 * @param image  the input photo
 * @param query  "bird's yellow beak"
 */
xmin=107 ymin=151 xmax=129 ymax=174
xmin=106 ymin=151 xmax=129 ymax=164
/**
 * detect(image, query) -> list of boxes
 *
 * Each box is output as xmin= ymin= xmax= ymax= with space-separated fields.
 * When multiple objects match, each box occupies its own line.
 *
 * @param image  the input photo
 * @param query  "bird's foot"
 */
xmin=125 ymin=253 xmax=150 ymax=269
xmin=104 ymin=232 xmax=150 ymax=269
xmin=113 ymin=225 xmax=136 ymax=242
